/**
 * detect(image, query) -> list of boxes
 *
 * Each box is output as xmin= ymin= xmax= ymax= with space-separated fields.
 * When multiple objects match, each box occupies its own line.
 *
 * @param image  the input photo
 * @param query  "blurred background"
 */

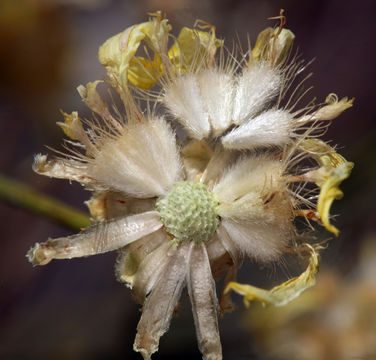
xmin=0 ymin=0 xmax=375 ymax=359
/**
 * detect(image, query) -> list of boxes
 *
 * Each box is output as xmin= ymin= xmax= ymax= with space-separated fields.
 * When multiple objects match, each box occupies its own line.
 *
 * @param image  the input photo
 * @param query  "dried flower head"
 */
xmin=27 ymin=11 xmax=353 ymax=360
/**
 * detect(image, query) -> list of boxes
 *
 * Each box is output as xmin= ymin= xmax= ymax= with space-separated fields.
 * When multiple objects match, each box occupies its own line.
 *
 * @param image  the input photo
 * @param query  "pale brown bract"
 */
xmin=27 ymin=11 xmax=353 ymax=360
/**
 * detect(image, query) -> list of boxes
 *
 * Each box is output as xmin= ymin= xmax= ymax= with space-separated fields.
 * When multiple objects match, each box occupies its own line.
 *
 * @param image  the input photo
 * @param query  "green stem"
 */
xmin=0 ymin=174 xmax=90 ymax=231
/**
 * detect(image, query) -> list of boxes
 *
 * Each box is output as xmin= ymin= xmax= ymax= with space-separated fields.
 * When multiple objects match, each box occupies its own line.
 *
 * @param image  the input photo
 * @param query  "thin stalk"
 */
xmin=0 ymin=174 xmax=90 ymax=231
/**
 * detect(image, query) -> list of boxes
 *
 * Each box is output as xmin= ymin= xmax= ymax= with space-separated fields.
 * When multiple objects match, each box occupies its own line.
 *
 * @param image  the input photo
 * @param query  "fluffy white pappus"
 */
xmin=198 ymin=69 xmax=235 ymax=137
xmin=220 ymin=219 xmax=291 ymax=262
xmin=231 ymin=62 xmax=281 ymax=125
xmin=88 ymin=117 xmax=182 ymax=198
xmin=213 ymin=154 xmax=285 ymax=204
xmin=222 ymin=109 xmax=294 ymax=149
xmin=163 ymin=74 xmax=210 ymax=139
xmin=163 ymin=62 xmax=281 ymax=140
xmin=213 ymin=154 xmax=293 ymax=224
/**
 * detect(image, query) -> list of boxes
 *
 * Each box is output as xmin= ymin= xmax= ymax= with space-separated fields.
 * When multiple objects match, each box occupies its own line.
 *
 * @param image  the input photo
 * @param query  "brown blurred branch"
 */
xmin=0 ymin=174 xmax=90 ymax=231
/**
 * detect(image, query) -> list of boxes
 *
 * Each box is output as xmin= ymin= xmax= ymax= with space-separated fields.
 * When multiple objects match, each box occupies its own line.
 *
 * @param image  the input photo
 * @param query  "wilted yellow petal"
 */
xmin=57 ymin=111 xmax=83 ymax=141
xmin=225 ymin=244 xmax=319 ymax=307
xmin=128 ymin=56 xmax=161 ymax=90
xmin=301 ymin=139 xmax=354 ymax=235
xmin=168 ymin=26 xmax=223 ymax=73
xmin=77 ymin=81 xmax=108 ymax=116
xmin=56 ymin=111 xmax=96 ymax=154
xmin=98 ymin=14 xmax=170 ymax=91
xmin=301 ymin=139 xmax=346 ymax=171
xmin=298 ymin=93 xmax=354 ymax=123
xmin=250 ymin=27 xmax=295 ymax=66
xmin=317 ymin=162 xmax=353 ymax=236
xmin=271 ymin=28 xmax=295 ymax=64
xmin=318 ymin=93 xmax=354 ymax=120
xmin=251 ymin=27 xmax=273 ymax=62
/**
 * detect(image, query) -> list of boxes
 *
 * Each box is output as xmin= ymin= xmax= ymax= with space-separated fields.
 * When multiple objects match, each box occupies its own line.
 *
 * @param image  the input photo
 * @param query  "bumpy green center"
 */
xmin=156 ymin=181 xmax=219 ymax=244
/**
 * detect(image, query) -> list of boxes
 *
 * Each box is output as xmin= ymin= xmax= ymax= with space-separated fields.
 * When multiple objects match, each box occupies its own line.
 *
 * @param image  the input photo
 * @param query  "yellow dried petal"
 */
xmin=301 ymin=139 xmax=346 ymax=171
xmin=225 ymin=244 xmax=319 ymax=307
xmin=56 ymin=111 xmax=96 ymax=154
xmin=316 ymin=93 xmax=354 ymax=120
xmin=301 ymin=139 xmax=354 ymax=235
xmin=271 ymin=28 xmax=295 ymax=64
xmin=77 ymin=80 xmax=108 ymax=116
xmin=56 ymin=111 xmax=84 ymax=141
xmin=251 ymin=27 xmax=273 ymax=63
xmin=168 ymin=27 xmax=223 ymax=73
xmin=317 ymin=162 xmax=353 ymax=236
xmin=128 ymin=56 xmax=161 ymax=90
xmin=250 ymin=27 xmax=295 ymax=66
xmin=298 ymin=93 xmax=354 ymax=123
xmin=98 ymin=15 xmax=170 ymax=91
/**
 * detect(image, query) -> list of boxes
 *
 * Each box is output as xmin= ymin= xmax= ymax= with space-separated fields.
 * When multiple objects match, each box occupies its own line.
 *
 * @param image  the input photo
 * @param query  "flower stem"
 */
xmin=0 ymin=174 xmax=90 ymax=231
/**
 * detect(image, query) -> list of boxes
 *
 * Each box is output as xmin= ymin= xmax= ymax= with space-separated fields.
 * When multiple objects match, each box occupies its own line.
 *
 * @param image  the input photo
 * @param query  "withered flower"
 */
xmin=28 ymin=12 xmax=353 ymax=360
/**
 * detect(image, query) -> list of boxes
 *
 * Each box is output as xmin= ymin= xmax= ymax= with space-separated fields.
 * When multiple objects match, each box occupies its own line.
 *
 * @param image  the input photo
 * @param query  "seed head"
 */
xmin=156 ymin=181 xmax=219 ymax=243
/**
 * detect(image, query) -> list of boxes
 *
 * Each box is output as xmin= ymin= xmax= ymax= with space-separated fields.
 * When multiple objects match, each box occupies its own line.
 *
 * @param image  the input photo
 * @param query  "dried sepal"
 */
xmin=132 ymin=240 xmax=173 ymax=304
xmin=187 ymin=243 xmax=222 ymax=360
xmin=216 ymin=225 xmax=242 ymax=314
xmin=133 ymin=242 xmax=189 ymax=360
xmin=115 ymin=229 xmax=167 ymax=288
xmin=225 ymin=244 xmax=319 ymax=307
xmin=33 ymin=154 xmax=98 ymax=188
xmin=27 ymin=211 xmax=163 ymax=265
